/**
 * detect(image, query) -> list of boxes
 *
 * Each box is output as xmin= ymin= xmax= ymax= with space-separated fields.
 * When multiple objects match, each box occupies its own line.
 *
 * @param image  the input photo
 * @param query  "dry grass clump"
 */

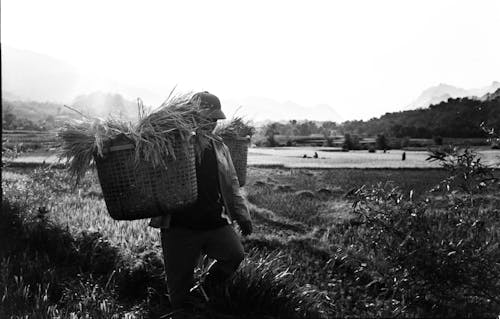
xmin=58 ymin=91 xmax=215 ymax=183
xmin=214 ymin=116 xmax=256 ymax=139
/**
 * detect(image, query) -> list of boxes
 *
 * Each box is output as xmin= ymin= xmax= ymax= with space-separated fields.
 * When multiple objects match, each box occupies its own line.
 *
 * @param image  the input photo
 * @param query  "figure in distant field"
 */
xmin=313 ymin=152 xmax=318 ymax=159
xmin=402 ymin=151 xmax=406 ymax=161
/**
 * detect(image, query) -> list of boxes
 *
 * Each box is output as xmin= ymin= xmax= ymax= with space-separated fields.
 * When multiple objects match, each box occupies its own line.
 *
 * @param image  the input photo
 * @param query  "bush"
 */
xmin=345 ymin=147 xmax=500 ymax=317
xmin=401 ymin=136 xmax=410 ymax=148
xmin=343 ymin=134 xmax=361 ymax=151
xmin=375 ymin=134 xmax=388 ymax=150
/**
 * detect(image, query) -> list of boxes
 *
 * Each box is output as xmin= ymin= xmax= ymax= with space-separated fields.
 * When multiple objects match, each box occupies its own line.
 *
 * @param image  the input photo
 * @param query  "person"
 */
xmin=149 ymin=91 xmax=253 ymax=313
xmin=313 ymin=152 xmax=318 ymax=159
xmin=402 ymin=151 xmax=406 ymax=161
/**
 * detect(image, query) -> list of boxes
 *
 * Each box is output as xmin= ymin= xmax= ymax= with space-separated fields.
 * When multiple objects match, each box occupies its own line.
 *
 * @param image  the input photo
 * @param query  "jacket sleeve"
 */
xmin=222 ymin=144 xmax=252 ymax=224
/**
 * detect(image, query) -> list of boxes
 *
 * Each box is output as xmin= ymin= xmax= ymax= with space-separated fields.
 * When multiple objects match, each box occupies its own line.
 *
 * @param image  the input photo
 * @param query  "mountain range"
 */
xmin=2 ymin=45 xmax=498 ymax=124
xmin=408 ymin=81 xmax=500 ymax=109
xmin=1 ymin=46 xmax=343 ymax=123
xmin=221 ymin=97 xmax=343 ymax=123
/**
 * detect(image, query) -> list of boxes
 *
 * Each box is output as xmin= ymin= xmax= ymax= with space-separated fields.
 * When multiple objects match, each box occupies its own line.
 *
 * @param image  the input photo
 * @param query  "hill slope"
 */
xmin=408 ymin=82 xmax=500 ymax=109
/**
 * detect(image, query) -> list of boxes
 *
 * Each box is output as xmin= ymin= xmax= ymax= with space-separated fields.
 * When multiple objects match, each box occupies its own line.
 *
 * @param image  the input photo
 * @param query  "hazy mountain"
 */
xmin=408 ymin=81 xmax=500 ymax=109
xmin=2 ymin=46 xmax=80 ymax=102
xmin=221 ymin=96 xmax=344 ymax=123
xmin=1 ymin=45 xmax=163 ymax=106
xmin=2 ymin=46 xmax=342 ymax=123
xmin=71 ymin=92 xmax=138 ymax=119
xmin=480 ymin=88 xmax=500 ymax=101
xmin=469 ymin=82 xmax=500 ymax=98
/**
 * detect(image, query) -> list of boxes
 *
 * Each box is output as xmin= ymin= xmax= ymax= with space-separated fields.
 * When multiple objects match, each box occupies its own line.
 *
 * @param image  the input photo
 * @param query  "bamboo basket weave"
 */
xmin=222 ymin=136 xmax=250 ymax=187
xmin=94 ymin=136 xmax=197 ymax=220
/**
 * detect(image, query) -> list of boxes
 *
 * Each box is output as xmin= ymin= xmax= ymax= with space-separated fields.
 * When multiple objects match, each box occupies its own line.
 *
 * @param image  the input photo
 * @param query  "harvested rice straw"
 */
xmin=58 ymin=116 xmax=134 ymax=184
xmin=213 ymin=116 xmax=256 ymax=138
xmin=58 ymin=91 xmax=216 ymax=184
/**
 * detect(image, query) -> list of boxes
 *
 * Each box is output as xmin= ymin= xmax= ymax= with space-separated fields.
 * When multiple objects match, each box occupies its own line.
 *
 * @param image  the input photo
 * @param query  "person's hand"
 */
xmin=238 ymin=220 xmax=253 ymax=236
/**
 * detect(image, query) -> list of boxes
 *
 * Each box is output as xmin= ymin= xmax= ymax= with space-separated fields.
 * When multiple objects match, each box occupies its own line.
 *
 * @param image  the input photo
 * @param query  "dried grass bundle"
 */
xmin=213 ymin=116 xmax=256 ymax=139
xmin=58 ymin=91 xmax=215 ymax=183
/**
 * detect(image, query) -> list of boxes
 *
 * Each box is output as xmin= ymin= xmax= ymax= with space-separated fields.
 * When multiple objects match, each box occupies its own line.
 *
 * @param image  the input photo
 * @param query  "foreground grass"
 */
xmin=2 ymin=165 xmax=499 ymax=317
xmin=1 ymin=168 xmax=329 ymax=318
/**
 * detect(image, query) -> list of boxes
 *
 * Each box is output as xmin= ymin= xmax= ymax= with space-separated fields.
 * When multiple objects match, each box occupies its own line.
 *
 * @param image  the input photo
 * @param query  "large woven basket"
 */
xmin=222 ymin=136 xmax=250 ymax=187
xmin=94 ymin=135 xmax=197 ymax=220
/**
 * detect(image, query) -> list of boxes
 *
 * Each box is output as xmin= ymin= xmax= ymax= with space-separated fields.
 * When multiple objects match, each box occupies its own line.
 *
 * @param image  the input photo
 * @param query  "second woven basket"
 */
xmin=223 ymin=136 xmax=249 ymax=187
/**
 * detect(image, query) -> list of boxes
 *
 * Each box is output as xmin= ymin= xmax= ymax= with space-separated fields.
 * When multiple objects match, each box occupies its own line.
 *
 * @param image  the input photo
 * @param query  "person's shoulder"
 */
xmin=212 ymin=136 xmax=229 ymax=154
xmin=212 ymin=134 xmax=224 ymax=144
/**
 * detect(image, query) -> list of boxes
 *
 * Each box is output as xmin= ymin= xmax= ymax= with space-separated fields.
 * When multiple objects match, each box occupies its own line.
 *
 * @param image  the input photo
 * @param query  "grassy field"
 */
xmin=248 ymin=147 xmax=500 ymax=168
xmin=2 ymin=130 xmax=59 ymax=152
xmin=6 ymin=147 xmax=500 ymax=170
xmin=1 ymin=164 xmax=499 ymax=318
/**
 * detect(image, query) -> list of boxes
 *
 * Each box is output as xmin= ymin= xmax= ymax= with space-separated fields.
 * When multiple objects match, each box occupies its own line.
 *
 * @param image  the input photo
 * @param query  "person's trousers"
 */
xmin=160 ymin=225 xmax=245 ymax=309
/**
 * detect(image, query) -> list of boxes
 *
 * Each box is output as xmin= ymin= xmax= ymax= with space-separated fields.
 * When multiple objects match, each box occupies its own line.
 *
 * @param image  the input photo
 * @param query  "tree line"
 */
xmin=3 ymin=94 xmax=499 ymax=140
xmin=258 ymin=96 xmax=500 ymax=145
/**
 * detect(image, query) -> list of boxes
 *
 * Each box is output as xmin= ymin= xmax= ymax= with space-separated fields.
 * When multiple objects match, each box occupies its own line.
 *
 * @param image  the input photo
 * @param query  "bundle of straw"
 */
xmin=58 ymin=91 xmax=215 ymax=183
xmin=213 ymin=116 xmax=256 ymax=139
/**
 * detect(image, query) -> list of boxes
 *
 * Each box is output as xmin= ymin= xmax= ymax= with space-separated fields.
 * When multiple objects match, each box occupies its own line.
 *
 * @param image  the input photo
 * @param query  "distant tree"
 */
xmin=264 ymin=122 xmax=279 ymax=147
xmin=323 ymin=132 xmax=334 ymax=147
xmin=401 ymin=136 xmax=410 ymax=148
xmin=321 ymin=121 xmax=338 ymax=133
xmin=376 ymin=133 xmax=388 ymax=150
xmin=2 ymin=107 xmax=17 ymax=129
xmin=343 ymin=133 xmax=354 ymax=151
xmin=296 ymin=121 xmax=317 ymax=136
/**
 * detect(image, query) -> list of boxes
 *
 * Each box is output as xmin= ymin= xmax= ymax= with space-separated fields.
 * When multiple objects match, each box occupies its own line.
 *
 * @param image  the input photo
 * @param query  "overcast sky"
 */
xmin=2 ymin=0 xmax=500 ymax=120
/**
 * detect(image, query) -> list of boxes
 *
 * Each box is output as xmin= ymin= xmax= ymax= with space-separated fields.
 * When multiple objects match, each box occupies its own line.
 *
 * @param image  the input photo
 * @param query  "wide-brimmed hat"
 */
xmin=191 ymin=91 xmax=226 ymax=120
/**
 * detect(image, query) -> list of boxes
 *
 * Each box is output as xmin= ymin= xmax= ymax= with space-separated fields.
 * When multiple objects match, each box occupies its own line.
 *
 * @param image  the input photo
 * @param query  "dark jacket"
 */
xmin=149 ymin=138 xmax=251 ymax=228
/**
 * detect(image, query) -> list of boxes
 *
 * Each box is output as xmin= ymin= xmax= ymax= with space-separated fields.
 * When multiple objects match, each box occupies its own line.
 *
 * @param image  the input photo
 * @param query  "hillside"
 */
xmin=408 ymin=82 xmax=500 ymax=109
xmin=2 ymin=92 xmax=138 ymax=130
xmin=343 ymin=96 xmax=500 ymax=138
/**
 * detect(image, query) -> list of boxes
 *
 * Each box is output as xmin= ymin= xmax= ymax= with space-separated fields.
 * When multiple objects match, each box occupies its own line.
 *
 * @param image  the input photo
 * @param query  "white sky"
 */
xmin=2 ymin=0 xmax=500 ymax=120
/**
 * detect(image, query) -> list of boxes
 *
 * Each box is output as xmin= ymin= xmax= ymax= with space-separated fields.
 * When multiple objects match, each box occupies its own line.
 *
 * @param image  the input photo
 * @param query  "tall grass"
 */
xmin=2 ymin=154 xmax=499 ymax=317
xmin=2 ymin=167 xmax=329 ymax=318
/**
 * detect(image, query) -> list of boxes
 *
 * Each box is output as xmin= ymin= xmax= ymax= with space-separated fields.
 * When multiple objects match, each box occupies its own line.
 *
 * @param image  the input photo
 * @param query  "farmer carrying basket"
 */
xmin=149 ymin=91 xmax=253 ymax=313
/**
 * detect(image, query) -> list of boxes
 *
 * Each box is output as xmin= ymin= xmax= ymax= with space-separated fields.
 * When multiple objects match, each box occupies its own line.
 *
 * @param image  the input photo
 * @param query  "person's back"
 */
xmin=149 ymin=92 xmax=253 ymax=315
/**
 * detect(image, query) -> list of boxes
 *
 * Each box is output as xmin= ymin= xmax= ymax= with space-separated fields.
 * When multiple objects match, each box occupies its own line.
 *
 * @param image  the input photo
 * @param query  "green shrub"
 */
xmin=344 ymin=147 xmax=500 ymax=317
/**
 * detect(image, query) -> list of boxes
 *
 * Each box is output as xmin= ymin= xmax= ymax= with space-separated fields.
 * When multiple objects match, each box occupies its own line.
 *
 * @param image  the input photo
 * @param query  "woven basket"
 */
xmin=222 ymin=136 xmax=249 ymax=187
xmin=94 ymin=135 xmax=197 ymax=220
